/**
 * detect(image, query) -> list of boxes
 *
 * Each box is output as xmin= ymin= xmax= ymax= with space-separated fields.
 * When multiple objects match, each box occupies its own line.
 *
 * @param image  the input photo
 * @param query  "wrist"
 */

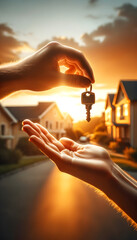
xmin=107 ymin=163 xmax=137 ymax=222
xmin=0 ymin=63 xmax=28 ymax=99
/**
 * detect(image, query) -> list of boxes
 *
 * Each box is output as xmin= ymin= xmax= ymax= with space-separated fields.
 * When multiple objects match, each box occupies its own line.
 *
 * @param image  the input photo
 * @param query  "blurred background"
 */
xmin=0 ymin=0 xmax=137 ymax=239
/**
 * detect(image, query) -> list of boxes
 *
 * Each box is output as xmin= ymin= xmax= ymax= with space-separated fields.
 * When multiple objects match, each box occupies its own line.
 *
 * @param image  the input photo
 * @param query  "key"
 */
xmin=81 ymin=85 xmax=95 ymax=122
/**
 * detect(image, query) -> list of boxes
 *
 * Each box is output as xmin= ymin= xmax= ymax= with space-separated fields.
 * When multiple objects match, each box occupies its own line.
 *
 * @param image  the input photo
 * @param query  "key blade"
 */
xmin=86 ymin=105 xmax=91 ymax=122
xmin=86 ymin=116 xmax=90 ymax=122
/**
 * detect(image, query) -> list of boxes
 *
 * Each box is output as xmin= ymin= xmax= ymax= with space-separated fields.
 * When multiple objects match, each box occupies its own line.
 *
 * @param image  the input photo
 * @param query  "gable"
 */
xmin=0 ymin=106 xmax=12 ymax=125
xmin=105 ymin=96 xmax=109 ymax=109
xmin=6 ymin=102 xmax=55 ymax=121
xmin=116 ymin=86 xmax=125 ymax=104
xmin=40 ymin=103 xmax=64 ymax=121
xmin=122 ymin=80 xmax=137 ymax=101
xmin=105 ymin=94 xmax=115 ymax=109
xmin=113 ymin=82 xmax=129 ymax=105
xmin=66 ymin=115 xmax=73 ymax=122
xmin=0 ymin=104 xmax=17 ymax=123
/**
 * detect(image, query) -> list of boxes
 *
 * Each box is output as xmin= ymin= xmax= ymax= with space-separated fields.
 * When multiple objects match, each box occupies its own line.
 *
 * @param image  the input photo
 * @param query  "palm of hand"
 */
xmin=22 ymin=120 xmax=112 ymax=185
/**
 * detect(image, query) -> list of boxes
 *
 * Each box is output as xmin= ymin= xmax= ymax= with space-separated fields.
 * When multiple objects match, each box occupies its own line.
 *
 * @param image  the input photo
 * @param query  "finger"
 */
xmin=29 ymin=135 xmax=61 ymax=165
xmin=40 ymin=131 xmax=60 ymax=152
xmin=36 ymin=123 xmax=65 ymax=151
xmin=23 ymin=120 xmax=52 ymax=144
xmin=57 ymin=44 xmax=95 ymax=83
xmin=65 ymin=65 xmax=76 ymax=74
xmin=59 ymin=73 xmax=91 ymax=88
xmin=22 ymin=124 xmax=40 ymax=138
xmin=60 ymin=137 xmax=80 ymax=151
xmin=22 ymin=119 xmax=41 ymax=134
xmin=59 ymin=58 xmax=83 ymax=75
xmin=65 ymin=58 xmax=84 ymax=76
xmin=23 ymin=120 xmax=63 ymax=152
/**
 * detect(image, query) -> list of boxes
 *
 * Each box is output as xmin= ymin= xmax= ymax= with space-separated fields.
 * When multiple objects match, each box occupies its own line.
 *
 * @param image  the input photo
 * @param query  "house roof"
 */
xmin=108 ymin=94 xmax=115 ymax=107
xmin=113 ymin=80 xmax=137 ymax=105
xmin=105 ymin=94 xmax=115 ymax=109
xmin=63 ymin=112 xmax=73 ymax=121
xmin=121 ymin=80 xmax=137 ymax=101
xmin=6 ymin=102 xmax=55 ymax=121
xmin=0 ymin=104 xmax=17 ymax=123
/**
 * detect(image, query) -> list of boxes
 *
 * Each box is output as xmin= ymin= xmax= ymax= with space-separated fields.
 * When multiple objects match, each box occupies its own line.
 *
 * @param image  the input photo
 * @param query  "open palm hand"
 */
xmin=22 ymin=119 xmax=113 ymax=193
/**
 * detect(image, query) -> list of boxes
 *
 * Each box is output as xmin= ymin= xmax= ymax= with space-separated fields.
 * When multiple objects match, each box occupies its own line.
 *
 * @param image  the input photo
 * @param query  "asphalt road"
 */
xmin=0 ymin=161 xmax=137 ymax=240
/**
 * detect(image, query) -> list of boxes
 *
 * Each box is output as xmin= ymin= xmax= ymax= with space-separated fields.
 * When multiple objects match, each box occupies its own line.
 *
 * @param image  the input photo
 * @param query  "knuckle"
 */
xmin=47 ymin=41 xmax=60 ymax=49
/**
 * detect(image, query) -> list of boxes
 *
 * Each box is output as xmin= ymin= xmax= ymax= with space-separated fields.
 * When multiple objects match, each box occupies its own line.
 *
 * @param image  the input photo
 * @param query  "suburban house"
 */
xmin=0 ymin=102 xmax=73 ymax=149
xmin=105 ymin=94 xmax=115 ymax=138
xmin=105 ymin=80 xmax=137 ymax=148
xmin=63 ymin=112 xmax=73 ymax=130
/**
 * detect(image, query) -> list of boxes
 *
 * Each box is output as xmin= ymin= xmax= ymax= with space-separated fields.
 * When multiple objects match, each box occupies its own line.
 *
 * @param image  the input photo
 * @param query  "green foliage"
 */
xmin=0 ymin=139 xmax=7 ymax=149
xmin=94 ymin=122 xmax=107 ymax=132
xmin=109 ymin=141 xmax=130 ymax=153
xmin=0 ymin=148 xmax=22 ymax=164
xmin=74 ymin=129 xmax=83 ymax=140
xmin=109 ymin=141 xmax=120 ymax=152
xmin=9 ymin=149 xmax=22 ymax=163
xmin=65 ymin=128 xmax=76 ymax=140
xmin=16 ymin=137 xmax=42 ymax=156
xmin=73 ymin=116 xmax=104 ymax=134
xmin=65 ymin=128 xmax=83 ymax=141
xmin=0 ymin=149 xmax=9 ymax=164
xmin=0 ymin=139 xmax=22 ymax=164
xmin=124 ymin=147 xmax=137 ymax=162
xmin=0 ymin=155 xmax=47 ymax=175
xmin=91 ymin=131 xmax=111 ymax=146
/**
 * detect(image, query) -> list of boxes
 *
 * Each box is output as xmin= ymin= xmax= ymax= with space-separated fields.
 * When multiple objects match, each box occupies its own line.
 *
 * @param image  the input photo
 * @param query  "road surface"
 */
xmin=0 ymin=161 xmax=137 ymax=240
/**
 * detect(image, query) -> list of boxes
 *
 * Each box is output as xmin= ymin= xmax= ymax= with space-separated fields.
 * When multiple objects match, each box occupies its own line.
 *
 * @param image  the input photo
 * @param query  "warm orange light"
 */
xmin=124 ymin=103 xmax=128 ymax=116
xmin=25 ymin=167 xmax=95 ymax=240
xmin=2 ymin=87 xmax=116 ymax=122
xmin=105 ymin=107 xmax=111 ymax=121
xmin=117 ymin=106 xmax=120 ymax=117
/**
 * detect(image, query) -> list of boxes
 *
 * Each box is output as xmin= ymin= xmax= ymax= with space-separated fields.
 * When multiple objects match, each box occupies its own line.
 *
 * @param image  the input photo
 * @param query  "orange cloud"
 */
xmin=81 ymin=3 xmax=137 ymax=88
xmin=0 ymin=23 xmax=31 ymax=64
xmin=37 ymin=36 xmax=79 ymax=50
xmin=37 ymin=4 xmax=137 ymax=89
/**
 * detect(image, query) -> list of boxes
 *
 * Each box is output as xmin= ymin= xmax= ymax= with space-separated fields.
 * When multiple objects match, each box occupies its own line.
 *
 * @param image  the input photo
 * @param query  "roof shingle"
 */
xmin=121 ymin=80 xmax=137 ymax=101
xmin=6 ymin=102 xmax=55 ymax=121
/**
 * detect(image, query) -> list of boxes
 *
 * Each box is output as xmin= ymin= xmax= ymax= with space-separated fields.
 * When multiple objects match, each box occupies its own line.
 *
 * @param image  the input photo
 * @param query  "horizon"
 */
xmin=1 ymin=85 xmax=116 ymax=122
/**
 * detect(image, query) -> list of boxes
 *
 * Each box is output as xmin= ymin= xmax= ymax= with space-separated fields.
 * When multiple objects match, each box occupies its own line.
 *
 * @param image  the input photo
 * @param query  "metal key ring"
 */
xmin=86 ymin=84 xmax=92 ymax=92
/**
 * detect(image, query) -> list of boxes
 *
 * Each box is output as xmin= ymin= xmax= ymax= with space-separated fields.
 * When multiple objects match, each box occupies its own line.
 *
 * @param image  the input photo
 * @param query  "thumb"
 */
xmin=59 ymin=73 xmax=91 ymax=88
xmin=60 ymin=137 xmax=80 ymax=151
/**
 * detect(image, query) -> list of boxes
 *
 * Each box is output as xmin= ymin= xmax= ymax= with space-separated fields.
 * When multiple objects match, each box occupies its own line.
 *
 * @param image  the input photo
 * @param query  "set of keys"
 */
xmin=81 ymin=84 xmax=95 ymax=122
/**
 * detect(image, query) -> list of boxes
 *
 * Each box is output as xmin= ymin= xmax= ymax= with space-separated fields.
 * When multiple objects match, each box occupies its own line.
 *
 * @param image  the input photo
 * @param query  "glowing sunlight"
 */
xmin=25 ymin=167 xmax=96 ymax=240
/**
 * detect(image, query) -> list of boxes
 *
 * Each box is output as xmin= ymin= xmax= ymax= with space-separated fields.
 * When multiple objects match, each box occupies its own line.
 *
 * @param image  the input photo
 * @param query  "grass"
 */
xmin=111 ymin=155 xmax=137 ymax=171
xmin=0 ymin=151 xmax=137 ymax=176
xmin=0 ymin=155 xmax=48 ymax=175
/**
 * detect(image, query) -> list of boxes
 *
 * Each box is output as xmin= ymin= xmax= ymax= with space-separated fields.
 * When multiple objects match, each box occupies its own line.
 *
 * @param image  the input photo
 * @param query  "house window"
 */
xmin=50 ymin=123 xmax=52 ymax=129
xmin=60 ymin=122 xmax=63 ymax=129
xmin=120 ymin=104 xmax=124 ymax=119
xmin=56 ymin=121 xmax=58 ymax=129
xmin=124 ymin=104 xmax=128 ymax=116
xmin=1 ymin=124 xmax=5 ymax=135
xmin=117 ymin=107 xmax=120 ymax=117
xmin=105 ymin=108 xmax=111 ymax=121
xmin=45 ymin=121 xmax=48 ymax=128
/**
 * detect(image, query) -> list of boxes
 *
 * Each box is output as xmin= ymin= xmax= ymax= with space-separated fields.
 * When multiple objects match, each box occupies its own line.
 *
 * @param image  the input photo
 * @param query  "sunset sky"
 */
xmin=0 ymin=0 xmax=137 ymax=121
